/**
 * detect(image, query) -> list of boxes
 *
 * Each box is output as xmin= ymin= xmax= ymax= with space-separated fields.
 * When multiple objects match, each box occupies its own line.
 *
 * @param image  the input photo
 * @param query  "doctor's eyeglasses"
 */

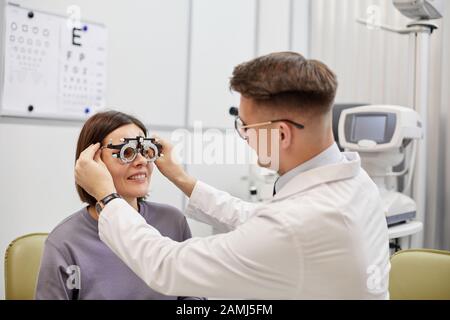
xmin=233 ymin=115 xmax=305 ymax=140
xmin=101 ymin=136 xmax=163 ymax=164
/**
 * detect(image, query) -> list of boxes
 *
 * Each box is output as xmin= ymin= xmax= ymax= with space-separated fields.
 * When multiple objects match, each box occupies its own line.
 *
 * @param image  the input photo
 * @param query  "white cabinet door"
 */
xmin=188 ymin=0 xmax=256 ymax=129
xmin=291 ymin=0 xmax=310 ymax=57
xmin=258 ymin=0 xmax=291 ymax=55
xmin=104 ymin=0 xmax=190 ymax=127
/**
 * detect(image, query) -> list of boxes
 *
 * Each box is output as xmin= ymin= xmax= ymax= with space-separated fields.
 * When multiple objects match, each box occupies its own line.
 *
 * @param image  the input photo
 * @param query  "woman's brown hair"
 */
xmin=75 ymin=110 xmax=147 ymax=206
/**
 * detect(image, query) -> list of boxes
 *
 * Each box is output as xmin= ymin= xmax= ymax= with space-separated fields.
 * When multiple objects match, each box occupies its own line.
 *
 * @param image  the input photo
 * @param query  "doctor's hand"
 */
xmin=75 ymin=143 xmax=116 ymax=202
xmin=153 ymin=135 xmax=197 ymax=197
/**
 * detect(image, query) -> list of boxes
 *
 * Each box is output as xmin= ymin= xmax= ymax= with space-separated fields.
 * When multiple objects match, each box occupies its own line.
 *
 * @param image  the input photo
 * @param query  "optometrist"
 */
xmin=75 ymin=52 xmax=390 ymax=299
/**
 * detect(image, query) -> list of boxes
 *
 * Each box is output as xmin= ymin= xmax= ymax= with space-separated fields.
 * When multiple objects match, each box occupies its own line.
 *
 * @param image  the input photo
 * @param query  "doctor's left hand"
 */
xmin=75 ymin=143 xmax=116 ymax=202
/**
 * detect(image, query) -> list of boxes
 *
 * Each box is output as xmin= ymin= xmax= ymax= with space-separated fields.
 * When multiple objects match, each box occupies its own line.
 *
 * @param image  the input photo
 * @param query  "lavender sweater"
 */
xmin=36 ymin=201 xmax=198 ymax=300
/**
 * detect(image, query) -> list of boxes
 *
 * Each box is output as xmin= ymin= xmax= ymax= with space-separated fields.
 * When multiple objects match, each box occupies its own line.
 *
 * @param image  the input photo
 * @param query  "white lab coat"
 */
xmin=98 ymin=152 xmax=390 ymax=299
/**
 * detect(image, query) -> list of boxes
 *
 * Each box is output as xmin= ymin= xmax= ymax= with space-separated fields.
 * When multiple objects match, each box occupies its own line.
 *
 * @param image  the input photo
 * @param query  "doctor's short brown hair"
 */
xmin=230 ymin=52 xmax=338 ymax=116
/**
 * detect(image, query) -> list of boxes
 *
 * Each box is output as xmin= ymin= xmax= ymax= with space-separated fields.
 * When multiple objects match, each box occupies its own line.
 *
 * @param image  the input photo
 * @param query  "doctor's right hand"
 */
xmin=153 ymin=135 xmax=197 ymax=197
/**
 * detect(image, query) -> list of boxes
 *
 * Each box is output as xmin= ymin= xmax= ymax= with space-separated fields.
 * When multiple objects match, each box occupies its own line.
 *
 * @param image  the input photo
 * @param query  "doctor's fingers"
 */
xmin=76 ymin=143 xmax=100 ymax=172
xmin=94 ymin=148 xmax=106 ymax=166
xmin=151 ymin=134 xmax=173 ymax=151
xmin=79 ymin=143 xmax=100 ymax=162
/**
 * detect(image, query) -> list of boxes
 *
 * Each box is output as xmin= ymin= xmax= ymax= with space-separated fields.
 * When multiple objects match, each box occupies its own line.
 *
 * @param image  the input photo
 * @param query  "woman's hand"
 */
xmin=153 ymin=135 xmax=197 ymax=197
xmin=75 ymin=143 xmax=116 ymax=201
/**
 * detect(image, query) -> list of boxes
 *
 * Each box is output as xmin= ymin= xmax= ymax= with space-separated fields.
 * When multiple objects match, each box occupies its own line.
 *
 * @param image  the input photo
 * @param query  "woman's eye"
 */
xmin=123 ymin=147 xmax=135 ymax=159
xmin=143 ymin=148 xmax=155 ymax=158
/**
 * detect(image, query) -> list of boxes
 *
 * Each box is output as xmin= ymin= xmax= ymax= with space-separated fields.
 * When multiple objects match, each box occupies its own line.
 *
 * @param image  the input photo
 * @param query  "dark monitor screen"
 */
xmin=332 ymin=103 xmax=369 ymax=150
xmin=351 ymin=115 xmax=387 ymax=143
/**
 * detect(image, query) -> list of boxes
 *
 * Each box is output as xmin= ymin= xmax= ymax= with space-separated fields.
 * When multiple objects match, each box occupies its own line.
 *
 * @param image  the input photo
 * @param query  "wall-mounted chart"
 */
xmin=0 ymin=3 xmax=107 ymax=120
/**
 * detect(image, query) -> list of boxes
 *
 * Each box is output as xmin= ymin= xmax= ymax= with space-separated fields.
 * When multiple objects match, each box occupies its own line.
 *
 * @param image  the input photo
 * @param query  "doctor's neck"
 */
xmin=277 ymin=122 xmax=335 ymax=176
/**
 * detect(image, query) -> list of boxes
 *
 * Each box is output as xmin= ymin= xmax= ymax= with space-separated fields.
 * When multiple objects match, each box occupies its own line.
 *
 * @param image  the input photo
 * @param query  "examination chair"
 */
xmin=4 ymin=233 xmax=48 ymax=300
xmin=389 ymin=249 xmax=450 ymax=300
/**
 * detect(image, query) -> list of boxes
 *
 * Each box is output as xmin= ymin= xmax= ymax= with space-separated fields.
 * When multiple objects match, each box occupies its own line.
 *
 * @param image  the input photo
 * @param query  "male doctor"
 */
xmin=75 ymin=52 xmax=390 ymax=299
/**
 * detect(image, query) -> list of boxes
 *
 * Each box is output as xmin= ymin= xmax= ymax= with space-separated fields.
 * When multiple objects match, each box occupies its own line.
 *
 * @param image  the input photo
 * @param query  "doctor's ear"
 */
xmin=278 ymin=123 xmax=292 ymax=148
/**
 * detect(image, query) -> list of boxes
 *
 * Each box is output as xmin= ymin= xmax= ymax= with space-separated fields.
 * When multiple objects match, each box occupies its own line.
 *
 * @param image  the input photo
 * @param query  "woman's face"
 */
xmin=101 ymin=124 xmax=153 ymax=202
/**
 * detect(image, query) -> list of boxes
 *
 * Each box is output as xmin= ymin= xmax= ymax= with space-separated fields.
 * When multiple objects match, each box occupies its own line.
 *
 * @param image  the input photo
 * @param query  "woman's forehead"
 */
xmin=104 ymin=124 xmax=145 ymax=144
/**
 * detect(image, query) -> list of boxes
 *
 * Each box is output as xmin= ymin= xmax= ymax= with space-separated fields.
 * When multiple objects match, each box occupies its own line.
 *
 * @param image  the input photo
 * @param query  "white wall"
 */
xmin=0 ymin=0 xmax=310 ymax=299
xmin=309 ymin=0 xmax=412 ymax=105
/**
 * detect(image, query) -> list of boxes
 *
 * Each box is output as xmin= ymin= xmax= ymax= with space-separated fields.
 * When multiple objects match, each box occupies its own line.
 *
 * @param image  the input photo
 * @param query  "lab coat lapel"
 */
xmin=272 ymin=152 xmax=361 ymax=201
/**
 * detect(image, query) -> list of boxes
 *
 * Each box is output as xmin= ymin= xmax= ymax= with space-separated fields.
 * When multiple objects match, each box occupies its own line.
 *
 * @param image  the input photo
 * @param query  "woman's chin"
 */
xmin=120 ymin=182 xmax=149 ymax=199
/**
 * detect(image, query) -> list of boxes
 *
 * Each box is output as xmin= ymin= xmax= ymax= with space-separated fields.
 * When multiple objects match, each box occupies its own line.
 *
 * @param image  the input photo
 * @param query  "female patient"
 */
xmin=36 ymin=111 xmax=198 ymax=300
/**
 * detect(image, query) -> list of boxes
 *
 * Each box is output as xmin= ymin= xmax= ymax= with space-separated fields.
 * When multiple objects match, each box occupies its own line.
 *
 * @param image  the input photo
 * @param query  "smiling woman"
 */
xmin=75 ymin=111 xmax=150 ymax=212
xmin=35 ymin=110 xmax=201 ymax=300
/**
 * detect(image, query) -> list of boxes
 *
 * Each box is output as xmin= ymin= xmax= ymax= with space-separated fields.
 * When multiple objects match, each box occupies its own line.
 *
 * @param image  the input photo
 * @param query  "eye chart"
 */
xmin=0 ymin=3 xmax=107 ymax=120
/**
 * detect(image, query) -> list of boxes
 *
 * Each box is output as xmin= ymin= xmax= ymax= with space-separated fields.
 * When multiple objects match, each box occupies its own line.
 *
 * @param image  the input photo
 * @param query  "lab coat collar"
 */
xmin=272 ymin=152 xmax=361 ymax=201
